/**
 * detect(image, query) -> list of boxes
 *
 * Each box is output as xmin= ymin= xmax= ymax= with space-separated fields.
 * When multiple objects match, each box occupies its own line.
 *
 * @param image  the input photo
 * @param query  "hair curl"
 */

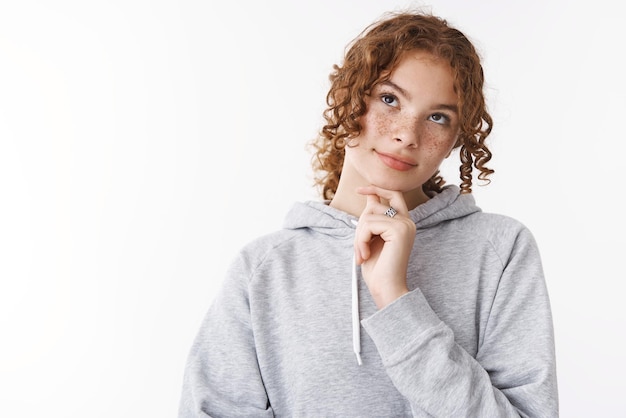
xmin=310 ymin=11 xmax=494 ymax=200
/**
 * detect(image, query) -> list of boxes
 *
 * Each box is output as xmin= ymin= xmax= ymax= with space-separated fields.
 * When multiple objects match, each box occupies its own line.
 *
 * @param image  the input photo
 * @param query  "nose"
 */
xmin=393 ymin=115 xmax=421 ymax=148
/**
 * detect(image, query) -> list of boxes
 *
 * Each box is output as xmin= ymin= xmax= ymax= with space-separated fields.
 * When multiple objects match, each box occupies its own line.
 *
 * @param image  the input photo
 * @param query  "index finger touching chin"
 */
xmin=357 ymin=185 xmax=409 ymax=214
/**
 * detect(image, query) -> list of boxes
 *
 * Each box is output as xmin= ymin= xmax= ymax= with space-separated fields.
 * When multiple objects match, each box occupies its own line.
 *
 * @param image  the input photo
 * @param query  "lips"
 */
xmin=375 ymin=151 xmax=417 ymax=171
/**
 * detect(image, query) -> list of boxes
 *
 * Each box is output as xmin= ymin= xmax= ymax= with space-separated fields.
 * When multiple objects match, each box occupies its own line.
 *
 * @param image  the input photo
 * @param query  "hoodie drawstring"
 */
xmin=350 ymin=219 xmax=362 ymax=366
xmin=352 ymin=254 xmax=362 ymax=365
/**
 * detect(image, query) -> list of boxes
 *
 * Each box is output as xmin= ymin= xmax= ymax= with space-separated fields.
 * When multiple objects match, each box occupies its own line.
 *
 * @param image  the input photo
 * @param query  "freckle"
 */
xmin=375 ymin=113 xmax=391 ymax=136
xmin=423 ymin=125 xmax=439 ymax=153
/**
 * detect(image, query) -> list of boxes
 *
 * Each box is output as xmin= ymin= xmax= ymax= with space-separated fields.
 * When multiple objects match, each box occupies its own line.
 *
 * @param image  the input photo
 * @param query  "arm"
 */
xmin=178 ymin=254 xmax=274 ymax=418
xmin=361 ymin=227 xmax=558 ymax=417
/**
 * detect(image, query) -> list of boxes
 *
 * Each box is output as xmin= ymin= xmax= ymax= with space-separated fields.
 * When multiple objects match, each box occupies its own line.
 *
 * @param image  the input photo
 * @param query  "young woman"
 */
xmin=179 ymin=11 xmax=558 ymax=417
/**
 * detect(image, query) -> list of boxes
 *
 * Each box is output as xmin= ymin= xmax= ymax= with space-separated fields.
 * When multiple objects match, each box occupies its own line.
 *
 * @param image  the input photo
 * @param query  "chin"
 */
xmin=369 ymin=179 xmax=422 ymax=193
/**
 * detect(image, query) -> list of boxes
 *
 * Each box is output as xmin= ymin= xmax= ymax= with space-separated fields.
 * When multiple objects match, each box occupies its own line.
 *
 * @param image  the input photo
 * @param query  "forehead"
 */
xmin=381 ymin=50 xmax=458 ymax=101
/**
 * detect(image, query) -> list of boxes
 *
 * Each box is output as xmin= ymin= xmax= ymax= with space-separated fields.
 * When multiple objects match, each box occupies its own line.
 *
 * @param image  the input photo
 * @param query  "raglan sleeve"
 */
xmin=361 ymin=226 xmax=559 ymax=417
xmin=178 ymin=252 xmax=274 ymax=418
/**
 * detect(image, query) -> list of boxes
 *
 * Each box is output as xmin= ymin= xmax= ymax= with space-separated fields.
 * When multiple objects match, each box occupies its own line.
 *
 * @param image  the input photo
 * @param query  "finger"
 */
xmin=357 ymin=185 xmax=409 ymax=215
xmin=361 ymin=194 xmax=383 ymax=216
xmin=354 ymin=211 xmax=400 ymax=263
xmin=354 ymin=226 xmax=372 ymax=264
xmin=355 ymin=242 xmax=367 ymax=265
xmin=355 ymin=193 xmax=390 ymax=220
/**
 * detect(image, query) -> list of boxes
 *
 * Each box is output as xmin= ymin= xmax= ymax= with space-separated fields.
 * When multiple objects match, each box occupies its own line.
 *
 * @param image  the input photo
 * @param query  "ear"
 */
xmin=345 ymin=135 xmax=359 ymax=148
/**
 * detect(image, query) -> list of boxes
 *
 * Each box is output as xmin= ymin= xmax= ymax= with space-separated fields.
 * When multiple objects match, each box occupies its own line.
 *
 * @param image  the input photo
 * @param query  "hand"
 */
xmin=354 ymin=186 xmax=416 ymax=309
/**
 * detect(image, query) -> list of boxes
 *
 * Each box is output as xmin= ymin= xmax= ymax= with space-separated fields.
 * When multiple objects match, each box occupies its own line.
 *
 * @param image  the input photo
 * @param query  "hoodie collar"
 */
xmin=283 ymin=185 xmax=480 ymax=235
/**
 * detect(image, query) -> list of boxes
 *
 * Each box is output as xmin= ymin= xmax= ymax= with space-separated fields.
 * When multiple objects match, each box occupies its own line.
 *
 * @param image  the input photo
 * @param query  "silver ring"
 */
xmin=384 ymin=207 xmax=398 ymax=218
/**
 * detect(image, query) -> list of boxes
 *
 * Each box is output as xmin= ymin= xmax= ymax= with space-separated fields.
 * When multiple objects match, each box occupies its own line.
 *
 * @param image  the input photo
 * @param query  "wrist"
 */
xmin=371 ymin=285 xmax=409 ymax=310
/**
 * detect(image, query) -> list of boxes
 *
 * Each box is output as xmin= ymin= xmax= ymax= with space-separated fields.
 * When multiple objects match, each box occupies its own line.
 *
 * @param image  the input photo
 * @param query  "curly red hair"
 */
xmin=310 ymin=11 xmax=494 ymax=200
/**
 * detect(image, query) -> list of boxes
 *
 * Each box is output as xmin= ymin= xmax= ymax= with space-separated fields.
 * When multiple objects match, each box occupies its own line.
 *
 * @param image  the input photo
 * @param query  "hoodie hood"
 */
xmin=282 ymin=185 xmax=482 ymax=365
xmin=283 ymin=185 xmax=481 ymax=234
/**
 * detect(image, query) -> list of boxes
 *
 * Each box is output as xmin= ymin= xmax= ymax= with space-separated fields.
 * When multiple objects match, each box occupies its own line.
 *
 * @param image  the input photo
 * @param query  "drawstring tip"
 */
xmin=355 ymin=352 xmax=362 ymax=366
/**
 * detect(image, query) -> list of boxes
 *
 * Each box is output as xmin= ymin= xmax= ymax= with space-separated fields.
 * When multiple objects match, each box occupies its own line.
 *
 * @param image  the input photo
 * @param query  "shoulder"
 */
xmin=464 ymin=211 xmax=527 ymax=233
xmin=461 ymin=212 xmax=540 ymax=264
xmin=227 ymin=228 xmax=303 ymax=277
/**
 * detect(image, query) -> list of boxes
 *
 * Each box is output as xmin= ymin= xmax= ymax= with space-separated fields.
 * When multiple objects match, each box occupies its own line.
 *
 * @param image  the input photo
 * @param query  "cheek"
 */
xmin=423 ymin=126 xmax=457 ymax=156
xmin=363 ymin=111 xmax=392 ymax=138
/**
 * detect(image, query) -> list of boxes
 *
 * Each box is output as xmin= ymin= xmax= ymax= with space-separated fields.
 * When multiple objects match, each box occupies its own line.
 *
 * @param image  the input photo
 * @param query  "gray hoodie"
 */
xmin=179 ymin=186 xmax=558 ymax=417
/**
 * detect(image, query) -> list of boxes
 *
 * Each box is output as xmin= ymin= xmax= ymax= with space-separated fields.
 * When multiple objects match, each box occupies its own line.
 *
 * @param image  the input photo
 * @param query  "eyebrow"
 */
xmin=380 ymin=80 xmax=411 ymax=100
xmin=379 ymin=80 xmax=459 ymax=114
xmin=436 ymin=103 xmax=459 ymax=114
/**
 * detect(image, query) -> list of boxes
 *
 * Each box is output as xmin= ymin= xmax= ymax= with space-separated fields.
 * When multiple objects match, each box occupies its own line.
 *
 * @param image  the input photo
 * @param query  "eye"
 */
xmin=429 ymin=113 xmax=449 ymax=125
xmin=381 ymin=93 xmax=399 ymax=107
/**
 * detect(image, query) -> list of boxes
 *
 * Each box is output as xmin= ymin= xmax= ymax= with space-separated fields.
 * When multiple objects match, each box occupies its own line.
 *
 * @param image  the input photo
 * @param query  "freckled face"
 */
xmin=342 ymin=50 xmax=460 ymax=197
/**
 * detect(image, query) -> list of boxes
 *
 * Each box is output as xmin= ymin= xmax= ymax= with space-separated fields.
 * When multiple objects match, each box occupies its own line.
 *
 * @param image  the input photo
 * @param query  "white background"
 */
xmin=1 ymin=0 xmax=624 ymax=416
